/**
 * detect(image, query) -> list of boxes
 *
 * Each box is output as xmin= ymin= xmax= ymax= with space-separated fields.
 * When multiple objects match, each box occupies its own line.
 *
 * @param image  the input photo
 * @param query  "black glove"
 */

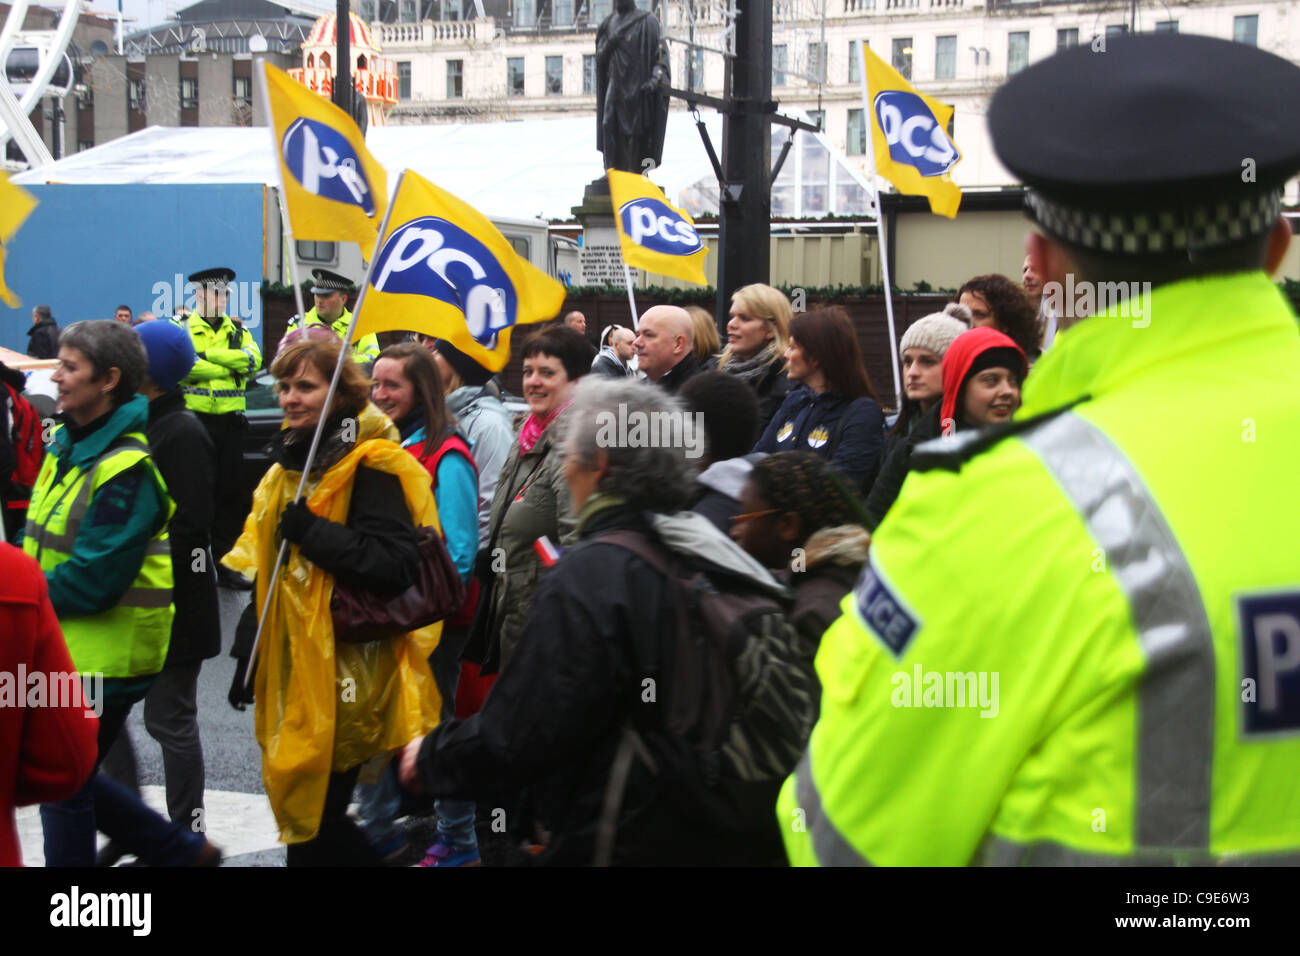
xmin=196 ymin=351 xmax=207 ymax=361
xmin=228 ymin=655 xmax=255 ymax=711
xmin=278 ymin=498 xmax=316 ymax=544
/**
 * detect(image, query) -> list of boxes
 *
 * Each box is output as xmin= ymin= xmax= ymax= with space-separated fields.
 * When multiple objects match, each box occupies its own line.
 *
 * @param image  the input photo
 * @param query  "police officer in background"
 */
xmin=173 ymin=267 xmax=262 ymax=590
xmin=781 ymin=33 xmax=1300 ymax=866
xmin=285 ymin=268 xmax=380 ymax=371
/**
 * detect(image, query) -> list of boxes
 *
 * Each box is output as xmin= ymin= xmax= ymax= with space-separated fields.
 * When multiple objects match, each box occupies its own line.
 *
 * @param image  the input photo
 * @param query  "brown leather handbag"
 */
xmin=330 ymin=526 xmax=467 ymax=643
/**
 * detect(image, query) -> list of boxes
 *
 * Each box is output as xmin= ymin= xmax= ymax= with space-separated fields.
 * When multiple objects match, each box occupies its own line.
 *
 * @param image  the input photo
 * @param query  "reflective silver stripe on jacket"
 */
xmin=1020 ymin=410 xmax=1216 ymax=855
xmin=974 ymin=835 xmax=1300 ymax=867
xmin=794 ymin=750 xmax=872 ymax=866
xmin=118 ymin=586 xmax=173 ymax=609
xmin=181 ymin=386 xmax=246 ymax=399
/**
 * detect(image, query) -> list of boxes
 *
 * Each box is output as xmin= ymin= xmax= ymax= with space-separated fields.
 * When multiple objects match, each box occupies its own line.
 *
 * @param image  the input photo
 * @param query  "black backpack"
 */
xmin=592 ymin=530 xmax=818 ymax=866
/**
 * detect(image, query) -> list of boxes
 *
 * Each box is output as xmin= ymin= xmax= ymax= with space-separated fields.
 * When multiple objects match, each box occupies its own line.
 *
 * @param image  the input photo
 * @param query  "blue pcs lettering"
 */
xmin=281 ymin=117 xmax=377 ymax=216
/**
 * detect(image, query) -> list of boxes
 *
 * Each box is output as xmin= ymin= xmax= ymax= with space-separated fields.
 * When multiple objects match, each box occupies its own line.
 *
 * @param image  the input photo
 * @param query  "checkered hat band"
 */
xmin=1026 ymin=190 xmax=1282 ymax=254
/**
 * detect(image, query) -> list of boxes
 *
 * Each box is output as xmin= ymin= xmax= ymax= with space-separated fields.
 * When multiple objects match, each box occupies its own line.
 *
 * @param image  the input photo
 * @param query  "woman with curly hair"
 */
xmin=958 ymin=273 xmax=1042 ymax=363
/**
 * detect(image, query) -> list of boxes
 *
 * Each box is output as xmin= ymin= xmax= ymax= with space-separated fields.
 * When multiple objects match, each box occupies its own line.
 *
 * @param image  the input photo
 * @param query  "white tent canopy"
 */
xmin=14 ymin=112 xmax=873 ymax=221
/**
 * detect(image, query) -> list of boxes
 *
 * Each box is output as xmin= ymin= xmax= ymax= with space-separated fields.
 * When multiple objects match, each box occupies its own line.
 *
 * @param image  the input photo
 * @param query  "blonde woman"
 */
xmin=716 ymin=283 xmax=792 ymax=431
xmin=685 ymin=305 xmax=721 ymax=366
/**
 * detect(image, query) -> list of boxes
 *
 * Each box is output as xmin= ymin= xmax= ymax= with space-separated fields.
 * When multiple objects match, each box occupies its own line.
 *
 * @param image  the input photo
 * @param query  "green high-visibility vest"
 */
xmin=23 ymin=432 xmax=175 ymax=678
xmin=288 ymin=307 xmax=380 ymax=365
xmin=174 ymin=311 xmax=262 ymax=415
xmin=780 ymin=272 xmax=1300 ymax=866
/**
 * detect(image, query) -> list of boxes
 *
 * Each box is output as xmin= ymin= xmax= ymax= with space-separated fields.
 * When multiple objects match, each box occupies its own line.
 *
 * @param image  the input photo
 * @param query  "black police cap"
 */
xmin=188 ymin=267 xmax=236 ymax=287
xmin=988 ymin=33 xmax=1300 ymax=255
xmin=310 ymin=268 xmax=353 ymax=294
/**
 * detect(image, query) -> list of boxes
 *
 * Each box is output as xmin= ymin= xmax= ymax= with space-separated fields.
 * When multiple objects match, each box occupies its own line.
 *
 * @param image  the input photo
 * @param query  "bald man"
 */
xmin=634 ymin=305 xmax=700 ymax=393
xmin=563 ymin=311 xmax=587 ymax=335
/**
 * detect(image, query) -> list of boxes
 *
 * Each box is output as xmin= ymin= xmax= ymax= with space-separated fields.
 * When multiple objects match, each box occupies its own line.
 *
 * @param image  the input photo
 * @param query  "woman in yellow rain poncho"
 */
xmin=223 ymin=332 xmax=442 ymax=865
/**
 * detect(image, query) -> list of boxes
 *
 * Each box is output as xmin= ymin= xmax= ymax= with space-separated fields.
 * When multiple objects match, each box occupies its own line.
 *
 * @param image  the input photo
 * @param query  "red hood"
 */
xmin=940 ymin=328 xmax=1027 ymax=428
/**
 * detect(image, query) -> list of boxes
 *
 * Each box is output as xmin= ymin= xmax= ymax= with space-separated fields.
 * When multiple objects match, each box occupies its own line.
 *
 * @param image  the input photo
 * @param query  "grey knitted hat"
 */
xmin=899 ymin=303 xmax=971 ymax=357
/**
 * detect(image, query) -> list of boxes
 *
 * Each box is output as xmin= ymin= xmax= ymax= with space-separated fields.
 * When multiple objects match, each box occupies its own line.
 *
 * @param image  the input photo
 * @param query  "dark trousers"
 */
xmin=40 ymin=682 xmax=207 ymax=867
xmin=101 ymin=660 xmax=206 ymax=829
xmin=196 ymin=411 xmax=249 ymax=561
xmin=430 ymin=624 xmax=470 ymax=723
xmin=285 ymin=767 xmax=383 ymax=867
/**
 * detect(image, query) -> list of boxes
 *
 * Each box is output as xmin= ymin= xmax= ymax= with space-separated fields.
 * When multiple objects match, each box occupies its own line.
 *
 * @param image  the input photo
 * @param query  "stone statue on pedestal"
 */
xmin=596 ymin=0 xmax=670 ymax=174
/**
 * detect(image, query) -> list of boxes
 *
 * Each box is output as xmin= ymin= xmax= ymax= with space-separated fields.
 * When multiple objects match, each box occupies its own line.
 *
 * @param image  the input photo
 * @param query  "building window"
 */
xmin=128 ymin=77 xmax=145 ymax=111
xmin=78 ymin=139 xmax=93 ymax=152
xmin=78 ymin=86 xmax=93 ymax=110
xmin=847 ymin=108 xmax=866 ymax=156
xmin=181 ymin=77 xmax=198 ymax=110
xmin=687 ymin=48 xmax=703 ymax=92
xmin=808 ymin=41 xmax=826 ymax=83
xmin=545 ymin=56 xmax=563 ymax=95
xmin=515 ymin=0 xmax=536 ymax=27
xmin=1007 ymin=32 xmax=1029 ymax=75
xmin=892 ymin=37 xmax=912 ymax=81
xmin=589 ymin=0 xmax=611 ymax=22
xmin=445 ymin=59 xmax=463 ymax=98
xmin=1155 ymin=20 xmax=1178 ymax=33
xmin=583 ymin=54 xmax=595 ymax=94
xmin=296 ymin=240 xmax=336 ymax=263
xmin=359 ymin=0 xmax=375 ymax=20
xmin=398 ymin=61 xmax=411 ymax=100
xmin=507 ymin=57 xmax=525 ymax=96
xmin=553 ymin=0 xmax=574 ymax=26
xmin=807 ymin=109 xmax=825 ymax=130
xmin=400 ymin=0 xmax=416 ymax=23
xmin=234 ymin=76 xmax=251 ymax=108
xmin=1234 ymin=14 xmax=1258 ymax=46
xmin=1106 ymin=24 xmax=1128 ymax=38
xmin=1056 ymin=28 xmax=1078 ymax=51
xmin=773 ymin=44 xmax=787 ymax=86
xmin=935 ymin=35 xmax=955 ymax=80
xmin=848 ymin=40 xmax=863 ymax=84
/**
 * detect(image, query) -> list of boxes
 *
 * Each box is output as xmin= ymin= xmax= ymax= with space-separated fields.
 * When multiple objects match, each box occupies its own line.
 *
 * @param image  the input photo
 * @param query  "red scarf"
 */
xmin=519 ymin=399 xmax=571 ymax=454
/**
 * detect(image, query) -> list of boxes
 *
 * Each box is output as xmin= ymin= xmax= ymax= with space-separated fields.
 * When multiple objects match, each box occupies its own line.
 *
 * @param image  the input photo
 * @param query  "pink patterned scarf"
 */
xmin=518 ymin=399 xmax=572 ymax=454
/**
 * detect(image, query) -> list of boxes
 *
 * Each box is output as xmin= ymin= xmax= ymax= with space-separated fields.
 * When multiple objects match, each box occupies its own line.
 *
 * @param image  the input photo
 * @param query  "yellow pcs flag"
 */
xmin=356 ymin=171 xmax=566 ymax=373
xmin=0 ymin=172 xmax=38 ymax=308
xmin=860 ymin=44 xmax=962 ymax=218
xmin=263 ymin=61 xmax=388 ymax=259
xmin=608 ymin=169 xmax=709 ymax=286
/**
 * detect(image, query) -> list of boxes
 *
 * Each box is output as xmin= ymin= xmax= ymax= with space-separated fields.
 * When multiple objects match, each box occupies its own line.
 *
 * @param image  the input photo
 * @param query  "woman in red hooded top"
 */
xmin=865 ymin=327 xmax=1027 ymax=530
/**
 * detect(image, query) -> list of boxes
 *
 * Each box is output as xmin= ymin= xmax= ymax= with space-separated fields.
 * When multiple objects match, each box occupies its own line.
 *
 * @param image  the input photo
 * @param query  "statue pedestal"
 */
xmin=573 ymin=177 xmax=639 ymax=288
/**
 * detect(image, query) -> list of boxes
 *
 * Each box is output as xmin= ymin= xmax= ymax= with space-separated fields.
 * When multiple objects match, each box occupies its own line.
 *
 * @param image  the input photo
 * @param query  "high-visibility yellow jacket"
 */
xmin=174 ymin=311 xmax=262 ymax=414
xmin=287 ymin=307 xmax=380 ymax=366
xmin=23 ymin=398 xmax=175 ymax=678
xmin=780 ymin=271 xmax=1300 ymax=865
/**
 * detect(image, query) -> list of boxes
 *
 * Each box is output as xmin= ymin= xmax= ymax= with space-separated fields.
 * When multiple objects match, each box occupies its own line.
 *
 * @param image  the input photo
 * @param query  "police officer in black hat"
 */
xmin=173 ymin=266 xmax=262 ymax=589
xmin=777 ymin=31 xmax=1300 ymax=867
xmin=285 ymin=268 xmax=380 ymax=371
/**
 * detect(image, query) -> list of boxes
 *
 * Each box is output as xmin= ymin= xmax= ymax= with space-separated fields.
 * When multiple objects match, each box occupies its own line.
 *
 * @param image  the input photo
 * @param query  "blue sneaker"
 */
xmin=369 ymin=830 xmax=408 ymax=865
xmin=418 ymin=834 xmax=480 ymax=867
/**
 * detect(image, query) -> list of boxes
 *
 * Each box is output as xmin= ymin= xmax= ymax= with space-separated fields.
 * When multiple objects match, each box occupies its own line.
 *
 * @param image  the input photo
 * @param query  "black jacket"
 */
xmin=147 ymin=390 xmax=221 ymax=664
xmin=26 ymin=317 xmax=59 ymax=360
xmin=864 ymin=403 xmax=943 ymax=530
xmin=753 ymin=385 xmax=885 ymax=493
xmin=747 ymin=361 xmax=791 ymax=435
xmin=416 ymin=504 xmax=783 ymax=866
xmin=655 ymin=351 xmax=701 ymax=394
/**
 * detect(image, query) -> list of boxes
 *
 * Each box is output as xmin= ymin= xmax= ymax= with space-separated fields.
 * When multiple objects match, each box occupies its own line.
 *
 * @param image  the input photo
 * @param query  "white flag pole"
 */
xmin=242 ymin=170 xmax=404 ymax=688
xmin=621 ymin=262 xmax=640 ymax=330
xmin=857 ymin=41 xmax=904 ymax=410
xmin=257 ymin=59 xmax=307 ymax=321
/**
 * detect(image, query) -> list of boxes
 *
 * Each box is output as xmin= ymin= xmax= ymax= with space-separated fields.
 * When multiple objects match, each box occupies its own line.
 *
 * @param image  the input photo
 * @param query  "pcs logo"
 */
xmin=373 ymin=216 xmax=517 ymax=346
xmin=872 ymin=91 xmax=959 ymax=178
xmin=282 ymin=118 xmax=376 ymax=216
xmin=619 ymin=199 xmax=702 ymax=257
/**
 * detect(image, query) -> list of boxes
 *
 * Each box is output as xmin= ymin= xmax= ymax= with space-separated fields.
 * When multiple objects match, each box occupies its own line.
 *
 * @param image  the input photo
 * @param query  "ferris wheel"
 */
xmin=0 ymin=0 xmax=85 ymax=168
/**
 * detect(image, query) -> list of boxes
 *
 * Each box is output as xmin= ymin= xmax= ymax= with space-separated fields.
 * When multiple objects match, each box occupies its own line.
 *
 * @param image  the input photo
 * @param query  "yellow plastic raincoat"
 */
xmin=223 ymin=403 xmax=442 ymax=844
